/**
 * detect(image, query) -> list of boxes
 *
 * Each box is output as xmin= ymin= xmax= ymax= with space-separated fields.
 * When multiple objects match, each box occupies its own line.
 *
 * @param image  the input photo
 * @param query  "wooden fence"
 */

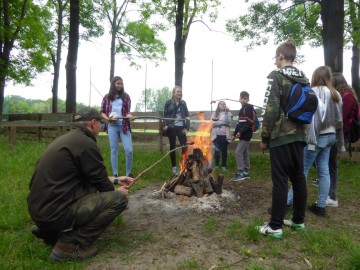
xmin=1 ymin=111 xmax=359 ymax=160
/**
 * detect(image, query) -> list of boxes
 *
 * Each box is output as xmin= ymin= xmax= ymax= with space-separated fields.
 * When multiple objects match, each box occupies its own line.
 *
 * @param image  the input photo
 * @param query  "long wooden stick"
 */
xmin=128 ymin=142 xmax=193 ymax=189
xmin=103 ymin=111 xmax=204 ymax=123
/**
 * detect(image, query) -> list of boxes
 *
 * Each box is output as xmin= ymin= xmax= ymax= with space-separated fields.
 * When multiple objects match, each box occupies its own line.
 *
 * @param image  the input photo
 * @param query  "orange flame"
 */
xmin=179 ymin=113 xmax=213 ymax=169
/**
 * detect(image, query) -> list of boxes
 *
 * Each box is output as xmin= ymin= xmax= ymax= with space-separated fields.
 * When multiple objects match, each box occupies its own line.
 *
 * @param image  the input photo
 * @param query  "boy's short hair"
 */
xmin=240 ymin=91 xmax=249 ymax=98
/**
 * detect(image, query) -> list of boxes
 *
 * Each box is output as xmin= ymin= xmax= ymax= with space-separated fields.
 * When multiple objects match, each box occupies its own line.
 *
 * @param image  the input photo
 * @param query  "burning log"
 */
xmin=160 ymin=147 xmax=223 ymax=198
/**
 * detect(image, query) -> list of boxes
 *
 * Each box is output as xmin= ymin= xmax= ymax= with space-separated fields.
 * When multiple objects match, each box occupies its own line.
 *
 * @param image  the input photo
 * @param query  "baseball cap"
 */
xmin=74 ymin=107 xmax=102 ymax=122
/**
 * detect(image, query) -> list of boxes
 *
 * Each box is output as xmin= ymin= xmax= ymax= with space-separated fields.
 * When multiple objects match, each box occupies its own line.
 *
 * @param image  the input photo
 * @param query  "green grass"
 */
xmin=1 ymin=134 xmax=360 ymax=269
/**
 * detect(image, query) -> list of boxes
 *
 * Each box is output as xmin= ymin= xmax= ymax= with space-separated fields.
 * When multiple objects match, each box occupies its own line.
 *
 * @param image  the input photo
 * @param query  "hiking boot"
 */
xmin=50 ymin=241 xmax=98 ymax=262
xmin=232 ymin=172 xmax=245 ymax=182
xmin=242 ymin=171 xmax=250 ymax=179
xmin=308 ymin=203 xmax=326 ymax=217
xmin=267 ymin=204 xmax=292 ymax=215
xmin=283 ymin=219 xmax=305 ymax=232
xmin=256 ymin=222 xmax=283 ymax=239
xmin=32 ymin=227 xmax=57 ymax=246
xmin=326 ymin=197 xmax=338 ymax=207
xmin=312 ymin=178 xmax=319 ymax=186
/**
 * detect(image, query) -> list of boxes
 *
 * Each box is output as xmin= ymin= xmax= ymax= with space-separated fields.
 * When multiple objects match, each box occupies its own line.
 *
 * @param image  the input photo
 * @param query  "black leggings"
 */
xmin=167 ymin=126 xmax=187 ymax=167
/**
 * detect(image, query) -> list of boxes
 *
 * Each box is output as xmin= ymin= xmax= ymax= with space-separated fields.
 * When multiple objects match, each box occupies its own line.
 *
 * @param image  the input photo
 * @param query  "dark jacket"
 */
xmin=261 ymin=66 xmax=308 ymax=148
xmin=27 ymin=124 xmax=114 ymax=224
xmin=234 ymin=104 xmax=254 ymax=141
xmin=163 ymin=99 xmax=190 ymax=130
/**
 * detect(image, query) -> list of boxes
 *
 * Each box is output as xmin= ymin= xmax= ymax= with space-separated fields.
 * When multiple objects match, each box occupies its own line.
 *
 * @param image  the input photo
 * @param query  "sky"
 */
xmin=5 ymin=1 xmax=353 ymax=112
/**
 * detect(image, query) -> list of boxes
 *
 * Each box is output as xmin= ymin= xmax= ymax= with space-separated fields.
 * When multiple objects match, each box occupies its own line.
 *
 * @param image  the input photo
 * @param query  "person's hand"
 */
xmin=260 ymin=142 xmax=268 ymax=150
xmin=163 ymin=125 xmax=168 ymax=131
xmin=116 ymin=186 xmax=129 ymax=195
xmin=118 ymin=176 xmax=134 ymax=187
xmin=108 ymin=116 xmax=117 ymax=124
xmin=182 ymin=129 xmax=188 ymax=134
xmin=235 ymin=132 xmax=240 ymax=138
xmin=126 ymin=113 xmax=134 ymax=121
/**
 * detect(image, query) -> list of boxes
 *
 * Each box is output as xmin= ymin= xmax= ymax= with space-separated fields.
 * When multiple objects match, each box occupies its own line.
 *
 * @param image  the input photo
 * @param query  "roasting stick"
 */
xmin=127 ymin=142 xmax=195 ymax=189
xmin=102 ymin=111 xmax=204 ymax=124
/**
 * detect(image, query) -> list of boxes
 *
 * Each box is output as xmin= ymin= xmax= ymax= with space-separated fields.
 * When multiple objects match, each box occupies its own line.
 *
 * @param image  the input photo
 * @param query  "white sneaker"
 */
xmin=326 ymin=197 xmax=338 ymax=207
xmin=172 ymin=167 xmax=178 ymax=175
xmin=256 ymin=222 xmax=283 ymax=239
xmin=283 ymin=219 xmax=305 ymax=232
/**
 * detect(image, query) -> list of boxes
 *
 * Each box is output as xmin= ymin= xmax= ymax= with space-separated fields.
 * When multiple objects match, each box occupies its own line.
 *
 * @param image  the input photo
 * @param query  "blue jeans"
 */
xmin=287 ymin=133 xmax=336 ymax=208
xmin=108 ymin=124 xmax=133 ymax=176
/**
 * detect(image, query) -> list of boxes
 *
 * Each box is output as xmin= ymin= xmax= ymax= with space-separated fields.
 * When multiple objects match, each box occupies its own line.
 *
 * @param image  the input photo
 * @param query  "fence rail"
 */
xmin=1 ymin=111 xmax=359 ymax=160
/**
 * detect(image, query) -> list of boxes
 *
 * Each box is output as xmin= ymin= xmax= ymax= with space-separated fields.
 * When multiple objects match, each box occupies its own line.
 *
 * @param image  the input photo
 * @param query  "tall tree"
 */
xmin=226 ymin=1 xmax=344 ymax=73
xmin=0 ymin=0 xmax=51 ymax=114
xmin=47 ymin=0 xmax=104 ymax=113
xmin=65 ymin=0 xmax=80 ymax=113
xmin=321 ymin=0 xmax=344 ymax=72
xmin=97 ymin=0 xmax=166 ymax=82
xmin=145 ymin=0 xmax=221 ymax=87
xmin=349 ymin=0 xmax=360 ymax=96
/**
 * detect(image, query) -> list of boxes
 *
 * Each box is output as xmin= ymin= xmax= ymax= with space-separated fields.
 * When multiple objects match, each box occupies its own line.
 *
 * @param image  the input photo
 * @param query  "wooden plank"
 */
xmin=41 ymin=113 xmax=73 ymax=121
xmin=0 ymin=122 xmax=74 ymax=127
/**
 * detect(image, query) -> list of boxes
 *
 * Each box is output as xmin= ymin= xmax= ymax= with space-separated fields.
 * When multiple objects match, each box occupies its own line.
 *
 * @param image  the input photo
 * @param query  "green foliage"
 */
xmin=226 ymin=1 xmax=323 ymax=50
xmin=3 ymin=95 xmax=99 ymax=114
xmin=1 ymin=0 xmax=53 ymax=85
xmin=96 ymin=0 xmax=167 ymax=72
xmin=134 ymin=87 xmax=171 ymax=112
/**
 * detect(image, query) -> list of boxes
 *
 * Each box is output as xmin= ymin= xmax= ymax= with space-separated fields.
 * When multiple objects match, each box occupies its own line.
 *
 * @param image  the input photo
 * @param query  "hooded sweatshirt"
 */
xmin=261 ymin=66 xmax=308 ymax=148
xmin=306 ymin=86 xmax=345 ymax=152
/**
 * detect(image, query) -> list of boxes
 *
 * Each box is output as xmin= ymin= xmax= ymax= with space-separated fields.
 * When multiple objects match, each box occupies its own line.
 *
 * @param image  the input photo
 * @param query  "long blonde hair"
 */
xmin=311 ymin=66 xmax=340 ymax=103
xmin=171 ymin=86 xmax=182 ymax=103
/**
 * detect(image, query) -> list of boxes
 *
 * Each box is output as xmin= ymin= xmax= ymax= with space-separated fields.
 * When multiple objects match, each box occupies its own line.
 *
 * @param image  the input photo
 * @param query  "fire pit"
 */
xmin=160 ymin=147 xmax=224 ymax=198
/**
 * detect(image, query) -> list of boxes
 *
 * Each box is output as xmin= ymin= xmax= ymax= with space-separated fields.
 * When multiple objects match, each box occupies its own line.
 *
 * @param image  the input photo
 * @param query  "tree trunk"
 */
xmin=51 ymin=0 xmax=65 ymax=113
xmin=321 ymin=0 xmax=344 ymax=73
xmin=65 ymin=0 xmax=80 ymax=113
xmin=351 ymin=45 xmax=360 ymax=99
xmin=174 ymin=0 xmax=186 ymax=87
xmin=110 ymin=13 xmax=116 ymax=82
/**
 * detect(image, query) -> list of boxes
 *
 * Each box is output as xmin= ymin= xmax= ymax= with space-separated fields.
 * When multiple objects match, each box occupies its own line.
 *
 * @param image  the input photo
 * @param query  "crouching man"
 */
xmin=27 ymin=107 xmax=133 ymax=261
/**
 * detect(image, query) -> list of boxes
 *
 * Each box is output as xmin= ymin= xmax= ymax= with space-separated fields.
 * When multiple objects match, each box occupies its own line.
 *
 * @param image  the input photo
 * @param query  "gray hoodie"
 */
xmin=306 ymin=86 xmax=345 ymax=152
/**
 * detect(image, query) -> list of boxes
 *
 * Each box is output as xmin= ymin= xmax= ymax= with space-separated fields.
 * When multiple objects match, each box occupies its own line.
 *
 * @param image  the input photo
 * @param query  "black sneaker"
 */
xmin=267 ymin=204 xmax=292 ymax=214
xmin=307 ymin=203 xmax=326 ymax=217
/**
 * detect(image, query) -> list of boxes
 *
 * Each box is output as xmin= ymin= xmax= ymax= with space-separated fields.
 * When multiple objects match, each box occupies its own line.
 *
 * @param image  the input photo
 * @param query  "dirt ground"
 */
xmin=85 ymin=177 xmax=271 ymax=270
xmin=86 ymin=176 xmax=358 ymax=270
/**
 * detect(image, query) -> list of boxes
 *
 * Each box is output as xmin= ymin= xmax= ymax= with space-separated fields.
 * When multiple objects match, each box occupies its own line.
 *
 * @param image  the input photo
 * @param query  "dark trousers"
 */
xmin=213 ymin=135 xmax=229 ymax=167
xmin=167 ymin=126 xmax=187 ymax=167
xmin=34 ymin=191 xmax=128 ymax=247
xmin=269 ymin=142 xmax=307 ymax=229
xmin=329 ymin=144 xmax=338 ymax=200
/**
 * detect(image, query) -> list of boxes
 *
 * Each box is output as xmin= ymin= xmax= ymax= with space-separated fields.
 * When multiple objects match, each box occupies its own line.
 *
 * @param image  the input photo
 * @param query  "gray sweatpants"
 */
xmin=235 ymin=140 xmax=250 ymax=172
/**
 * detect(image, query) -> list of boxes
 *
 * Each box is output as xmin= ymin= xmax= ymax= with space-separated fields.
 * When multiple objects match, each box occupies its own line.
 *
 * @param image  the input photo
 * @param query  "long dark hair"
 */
xmin=332 ymin=72 xmax=358 ymax=101
xmin=108 ymin=76 xmax=125 ymax=101
xmin=214 ymin=101 xmax=226 ymax=118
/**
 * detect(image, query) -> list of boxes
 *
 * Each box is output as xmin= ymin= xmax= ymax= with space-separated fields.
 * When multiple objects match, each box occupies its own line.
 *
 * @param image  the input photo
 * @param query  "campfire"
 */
xmin=158 ymin=113 xmax=224 ymax=198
